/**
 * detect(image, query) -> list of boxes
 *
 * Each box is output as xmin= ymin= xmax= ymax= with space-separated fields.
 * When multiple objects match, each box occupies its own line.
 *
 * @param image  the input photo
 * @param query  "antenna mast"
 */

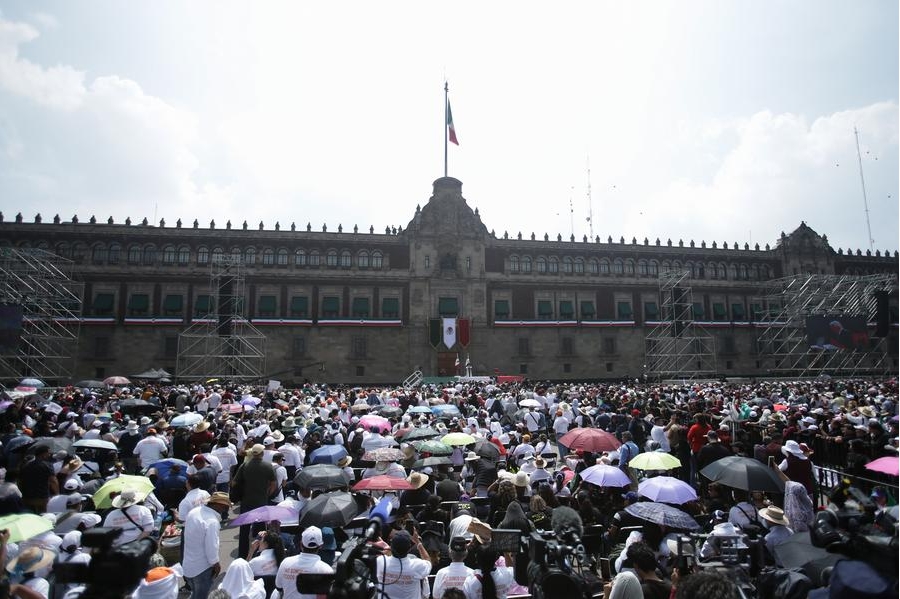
xmin=854 ymin=126 xmax=875 ymax=252
xmin=586 ymin=156 xmax=594 ymax=240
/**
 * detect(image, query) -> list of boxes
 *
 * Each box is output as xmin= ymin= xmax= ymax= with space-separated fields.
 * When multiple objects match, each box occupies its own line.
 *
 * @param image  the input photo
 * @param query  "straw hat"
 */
xmin=758 ymin=506 xmax=790 ymax=527
xmin=464 ymin=451 xmax=480 ymax=461
xmin=112 ymin=488 xmax=146 ymax=509
xmin=407 ymin=472 xmax=429 ymax=490
xmin=337 ymin=455 xmax=353 ymax=468
xmin=206 ymin=492 xmax=233 ymax=509
xmin=193 ymin=421 xmax=210 ymax=433
xmin=534 ymin=457 xmax=547 ymax=469
xmin=6 ymin=546 xmax=55 ymax=575
xmin=271 ymin=430 xmax=285 ymax=443
xmin=514 ymin=472 xmax=530 ymax=488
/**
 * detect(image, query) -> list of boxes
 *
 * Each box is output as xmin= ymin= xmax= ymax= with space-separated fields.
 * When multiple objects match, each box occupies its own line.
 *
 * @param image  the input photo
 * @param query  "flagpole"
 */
xmin=444 ymin=81 xmax=449 ymax=177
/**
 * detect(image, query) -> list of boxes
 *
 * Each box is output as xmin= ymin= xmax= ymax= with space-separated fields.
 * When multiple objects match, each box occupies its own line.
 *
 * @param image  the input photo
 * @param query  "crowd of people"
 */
xmin=0 ymin=375 xmax=896 ymax=599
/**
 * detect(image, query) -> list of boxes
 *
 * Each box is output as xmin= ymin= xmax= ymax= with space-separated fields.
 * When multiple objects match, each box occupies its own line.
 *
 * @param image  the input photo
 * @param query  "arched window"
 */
xmin=371 ymin=251 xmax=383 ymax=268
xmin=231 ymin=247 xmax=242 ymax=262
xmin=210 ymin=247 xmax=223 ymax=264
xmin=244 ymin=247 xmax=256 ymax=265
xmin=624 ymin=260 xmax=635 ymax=275
xmin=92 ymin=244 xmax=107 ymax=264
xmin=128 ymin=245 xmax=141 ymax=264
xmin=326 ymin=250 xmax=338 ymax=267
xmin=750 ymin=264 xmax=759 ymax=280
xmin=599 ymin=259 xmax=610 ymax=274
xmin=638 ymin=260 xmax=648 ymax=276
xmin=308 ymin=250 xmax=321 ymax=267
xmin=510 ymin=256 xmax=520 ymax=273
xmin=142 ymin=245 xmax=157 ymax=265
xmin=612 ymin=259 xmax=624 ymax=275
xmin=278 ymin=249 xmax=289 ymax=265
xmin=649 ymin=261 xmax=659 ymax=276
xmin=661 ymin=260 xmax=671 ymax=273
xmin=536 ymin=257 xmax=547 ymax=273
xmin=295 ymin=249 xmax=307 ymax=266
xmin=521 ymin=256 xmax=532 ymax=273
xmin=548 ymin=257 xmax=559 ymax=273
xmin=588 ymin=258 xmax=599 ymax=274
xmin=262 ymin=248 xmax=275 ymax=265
xmin=562 ymin=257 xmax=573 ymax=273
xmin=72 ymin=242 xmax=87 ymax=263
xmin=574 ymin=257 xmax=585 ymax=273
xmin=177 ymin=246 xmax=190 ymax=264
xmin=163 ymin=245 xmax=177 ymax=264
xmin=358 ymin=251 xmax=369 ymax=268
xmin=707 ymin=262 xmax=716 ymax=279
xmin=197 ymin=247 xmax=209 ymax=265
xmin=340 ymin=250 xmax=351 ymax=267
xmin=717 ymin=263 xmax=727 ymax=280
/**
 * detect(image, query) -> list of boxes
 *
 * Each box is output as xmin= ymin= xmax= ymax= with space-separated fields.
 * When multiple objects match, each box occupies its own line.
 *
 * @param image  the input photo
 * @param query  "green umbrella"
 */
xmin=629 ymin=452 xmax=682 ymax=471
xmin=92 ymin=474 xmax=155 ymax=509
xmin=413 ymin=440 xmax=453 ymax=455
xmin=441 ymin=432 xmax=476 ymax=446
xmin=0 ymin=513 xmax=53 ymax=543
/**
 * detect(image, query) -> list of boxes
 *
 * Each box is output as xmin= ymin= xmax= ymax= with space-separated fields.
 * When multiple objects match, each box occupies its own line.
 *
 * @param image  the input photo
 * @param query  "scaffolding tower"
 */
xmin=176 ymin=255 xmax=267 ymax=382
xmin=752 ymin=273 xmax=896 ymax=377
xmin=0 ymin=248 xmax=82 ymax=384
xmin=644 ymin=269 xmax=717 ymax=380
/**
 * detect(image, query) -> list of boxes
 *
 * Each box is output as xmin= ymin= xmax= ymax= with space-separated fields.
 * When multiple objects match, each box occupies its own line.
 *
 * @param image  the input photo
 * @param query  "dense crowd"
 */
xmin=0 ymin=375 xmax=896 ymax=599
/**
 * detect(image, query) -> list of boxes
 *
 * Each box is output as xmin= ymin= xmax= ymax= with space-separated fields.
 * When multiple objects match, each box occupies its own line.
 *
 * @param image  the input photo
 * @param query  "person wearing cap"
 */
xmin=134 ymin=427 xmax=169 ymax=470
xmin=275 ymin=526 xmax=334 ymax=599
xmin=103 ymin=488 xmax=154 ymax=546
xmin=53 ymin=530 xmax=91 ymax=597
xmin=182 ymin=492 xmax=232 ymax=599
xmin=232 ymin=444 xmax=277 ymax=558
xmin=432 ymin=536 xmax=473 ymax=599
xmin=375 ymin=530 xmax=431 ymax=599
xmin=190 ymin=454 xmax=217 ymax=494
xmin=6 ymin=543 xmax=54 ymax=599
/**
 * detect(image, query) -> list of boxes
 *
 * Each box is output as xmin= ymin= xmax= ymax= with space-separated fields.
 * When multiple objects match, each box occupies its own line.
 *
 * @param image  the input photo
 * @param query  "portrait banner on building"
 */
xmin=457 ymin=318 xmax=471 ymax=347
xmin=806 ymin=315 xmax=870 ymax=351
xmin=428 ymin=318 xmax=442 ymax=349
xmin=442 ymin=317 xmax=457 ymax=349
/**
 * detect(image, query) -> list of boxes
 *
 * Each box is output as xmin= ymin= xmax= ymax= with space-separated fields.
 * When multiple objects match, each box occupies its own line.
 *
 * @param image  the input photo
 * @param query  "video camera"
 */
xmin=54 ymin=528 xmax=157 ymax=599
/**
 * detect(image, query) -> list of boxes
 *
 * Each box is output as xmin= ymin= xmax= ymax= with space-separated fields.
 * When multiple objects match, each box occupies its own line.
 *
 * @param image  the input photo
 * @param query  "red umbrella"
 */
xmin=865 ymin=456 xmax=899 ymax=477
xmin=352 ymin=475 xmax=413 ymax=491
xmin=558 ymin=428 xmax=621 ymax=452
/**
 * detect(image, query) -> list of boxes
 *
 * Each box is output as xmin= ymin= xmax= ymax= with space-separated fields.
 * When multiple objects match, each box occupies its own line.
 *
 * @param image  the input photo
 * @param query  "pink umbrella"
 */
xmin=359 ymin=414 xmax=391 ymax=432
xmin=352 ymin=475 xmax=413 ymax=491
xmin=865 ymin=456 xmax=899 ymax=477
xmin=221 ymin=403 xmax=243 ymax=414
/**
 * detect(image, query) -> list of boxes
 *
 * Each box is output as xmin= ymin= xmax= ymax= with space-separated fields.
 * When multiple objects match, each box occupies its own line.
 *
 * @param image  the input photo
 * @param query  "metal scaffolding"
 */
xmin=644 ymin=269 xmax=717 ymax=380
xmin=752 ymin=273 xmax=896 ymax=377
xmin=176 ymin=255 xmax=267 ymax=382
xmin=0 ymin=248 xmax=82 ymax=384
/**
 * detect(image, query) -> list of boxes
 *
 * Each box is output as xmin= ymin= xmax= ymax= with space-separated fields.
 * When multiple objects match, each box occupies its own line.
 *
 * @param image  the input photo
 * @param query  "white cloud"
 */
xmin=28 ymin=12 xmax=59 ymax=31
xmin=0 ymin=18 xmax=85 ymax=110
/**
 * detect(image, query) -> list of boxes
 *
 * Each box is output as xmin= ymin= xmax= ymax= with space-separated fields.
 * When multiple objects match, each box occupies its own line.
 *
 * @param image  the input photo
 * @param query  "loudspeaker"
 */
xmin=874 ymin=290 xmax=889 ymax=337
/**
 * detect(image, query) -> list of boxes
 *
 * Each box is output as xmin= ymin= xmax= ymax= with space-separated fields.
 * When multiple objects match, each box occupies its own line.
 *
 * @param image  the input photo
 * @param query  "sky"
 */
xmin=0 ymin=1 xmax=897 ymax=253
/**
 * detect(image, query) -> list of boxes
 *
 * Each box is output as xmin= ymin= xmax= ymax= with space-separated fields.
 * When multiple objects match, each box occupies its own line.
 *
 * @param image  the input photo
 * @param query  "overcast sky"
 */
xmin=0 ymin=1 xmax=897 ymax=253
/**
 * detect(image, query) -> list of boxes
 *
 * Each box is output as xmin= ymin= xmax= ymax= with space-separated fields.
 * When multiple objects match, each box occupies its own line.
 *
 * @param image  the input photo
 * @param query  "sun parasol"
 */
xmin=431 ymin=404 xmax=461 ymax=416
xmin=362 ymin=447 xmax=405 ymax=462
xmin=73 ymin=439 xmax=118 ymax=452
xmin=403 ymin=427 xmax=441 ymax=442
xmin=628 ymin=452 xmax=682 ymax=471
xmin=700 ymin=456 xmax=785 ymax=493
xmin=297 ymin=491 xmax=361 ymax=528
xmin=413 ymin=440 xmax=453 ymax=455
xmin=637 ymin=476 xmax=698 ymax=504
xmin=864 ymin=456 xmax=899 ymax=477
xmin=19 ymin=378 xmax=46 ymax=388
xmin=227 ymin=505 xmax=298 ymax=528
xmin=518 ymin=398 xmax=541 ymax=408
xmin=359 ymin=414 xmax=391 ymax=433
xmin=580 ymin=464 xmax=632 ymax=488
xmin=92 ymin=475 xmax=154 ymax=509
xmin=441 ymin=432 xmax=476 ymax=446
xmin=376 ymin=405 xmax=403 ymax=418
xmin=558 ymin=428 xmax=621 ymax=452
xmin=170 ymin=412 xmax=204 ymax=428
xmin=625 ymin=502 xmax=701 ymax=531
xmin=412 ymin=456 xmax=453 ymax=468
xmin=309 ymin=445 xmax=349 ymax=466
xmin=293 ymin=464 xmax=352 ymax=491
xmin=407 ymin=406 xmax=432 ymax=414
xmin=352 ymin=475 xmax=414 ymax=491
xmin=103 ymin=376 xmax=131 ymax=386
xmin=0 ymin=513 xmax=53 ymax=543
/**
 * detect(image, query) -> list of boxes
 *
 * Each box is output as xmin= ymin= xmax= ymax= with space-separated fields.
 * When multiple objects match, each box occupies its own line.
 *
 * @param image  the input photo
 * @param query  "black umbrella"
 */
xmin=403 ymin=427 xmax=440 ymax=442
xmin=700 ymin=456 xmax=785 ymax=493
xmin=74 ymin=380 xmax=106 ymax=388
xmin=474 ymin=439 xmax=501 ymax=460
xmin=293 ymin=464 xmax=352 ymax=491
xmin=624 ymin=502 xmax=701 ymax=531
xmin=117 ymin=399 xmax=157 ymax=414
xmin=297 ymin=491 xmax=360 ymax=528
xmin=376 ymin=405 xmax=403 ymax=418
xmin=773 ymin=531 xmax=840 ymax=573
xmin=6 ymin=436 xmax=36 ymax=453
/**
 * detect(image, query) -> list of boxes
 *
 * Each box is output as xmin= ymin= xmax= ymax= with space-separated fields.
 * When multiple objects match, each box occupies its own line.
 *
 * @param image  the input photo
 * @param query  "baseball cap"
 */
xmin=390 ymin=531 xmax=413 ymax=558
xmin=263 ymin=436 xmax=275 ymax=446
xmin=301 ymin=526 xmax=324 ymax=549
xmin=192 ymin=454 xmax=207 ymax=465
xmin=249 ymin=444 xmax=265 ymax=457
xmin=63 ymin=478 xmax=82 ymax=491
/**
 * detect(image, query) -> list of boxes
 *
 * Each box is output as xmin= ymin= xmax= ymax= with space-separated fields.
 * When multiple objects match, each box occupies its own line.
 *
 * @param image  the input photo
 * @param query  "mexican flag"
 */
xmin=447 ymin=99 xmax=459 ymax=145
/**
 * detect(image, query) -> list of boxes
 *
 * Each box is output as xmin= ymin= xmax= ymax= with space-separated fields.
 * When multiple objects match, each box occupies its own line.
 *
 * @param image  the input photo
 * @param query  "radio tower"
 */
xmin=854 ymin=127 xmax=875 ymax=252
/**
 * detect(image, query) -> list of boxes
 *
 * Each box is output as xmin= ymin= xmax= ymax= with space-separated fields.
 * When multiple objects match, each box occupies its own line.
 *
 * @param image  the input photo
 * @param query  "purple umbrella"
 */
xmin=240 ymin=396 xmax=261 ymax=407
xmin=310 ymin=444 xmax=349 ymax=465
xmin=580 ymin=464 xmax=632 ymax=488
xmin=228 ymin=505 xmax=298 ymax=528
xmin=638 ymin=476 xmax=698 ymax=505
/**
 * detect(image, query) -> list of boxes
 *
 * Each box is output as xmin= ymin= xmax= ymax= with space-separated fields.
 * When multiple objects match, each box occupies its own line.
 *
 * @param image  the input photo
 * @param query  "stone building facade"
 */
xmin=1 ymin=177 xmax=897 ymax=384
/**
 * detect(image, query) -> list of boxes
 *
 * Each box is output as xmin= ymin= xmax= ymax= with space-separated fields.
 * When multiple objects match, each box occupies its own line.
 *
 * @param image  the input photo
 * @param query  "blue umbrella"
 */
xmin=310 ymin=445 xmax=349 ymax=465
xmin=148 ymin=458 xmax=190 ymax=479
xmin=431 ymin=404 xmax=461 ymax=416
xmin=408 ymin=406 xmax=432 ymax=414
xmin=19 ymin=378 xmax=46 ymax=388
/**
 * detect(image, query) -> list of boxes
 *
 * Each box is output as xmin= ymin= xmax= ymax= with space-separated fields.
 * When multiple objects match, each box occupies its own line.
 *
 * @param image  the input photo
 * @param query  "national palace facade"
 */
xmin=1 ymin=177 xmax=897 ymax=384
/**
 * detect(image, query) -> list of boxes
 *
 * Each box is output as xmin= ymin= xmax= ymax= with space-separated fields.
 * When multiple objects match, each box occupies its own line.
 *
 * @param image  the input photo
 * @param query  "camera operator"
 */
xmin=275 ymin=526 xmax=333 ymax=599
xmin=526 ymin=506 xmax=599 ymax=599
xmin=374 ymin=530 xmax=431 ymax=599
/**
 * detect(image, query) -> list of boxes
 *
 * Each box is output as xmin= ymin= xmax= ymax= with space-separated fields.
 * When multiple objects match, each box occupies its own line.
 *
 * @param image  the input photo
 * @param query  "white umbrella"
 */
xmin=518 ymin=398 xmax=541 ymax=408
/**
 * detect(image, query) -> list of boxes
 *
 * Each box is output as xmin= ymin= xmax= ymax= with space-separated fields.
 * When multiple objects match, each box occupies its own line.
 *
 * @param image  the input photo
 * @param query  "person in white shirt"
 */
xmin=277 ymin=438 xmax=302 ymax=480
xmin=102 ymin=489 xmax=154 ymax=546
xmin=182 ymin=492 xmax=232 ymax=599
xmin=211 ymin=437 xmax=238 ymax=493
xmin=432 ymin=537 xmax=473 ymax=599
xmin=271 ymin=453 xmax=288 ymax=503
xmin=276 ymin=526 xmax=334 ymax=599
xmin=133 ymin=429 xmax=168 ymax=470
xmin=247 ymin=530 xmax=286 ymax=577
xmin=375 ymin=531 xmax=431 ymax=599
xmin=177 ymin=478 xmax=211 ymax=523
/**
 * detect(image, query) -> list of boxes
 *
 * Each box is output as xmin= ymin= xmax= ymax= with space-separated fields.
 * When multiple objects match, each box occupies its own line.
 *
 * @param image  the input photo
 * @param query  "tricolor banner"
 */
xmin=443 ymin=317 xmax=457 ymax=349
xmin=458 ymin=318 xmax=470 ymax=348
xmin=428 ymin=318 xmax=442 ymax=349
